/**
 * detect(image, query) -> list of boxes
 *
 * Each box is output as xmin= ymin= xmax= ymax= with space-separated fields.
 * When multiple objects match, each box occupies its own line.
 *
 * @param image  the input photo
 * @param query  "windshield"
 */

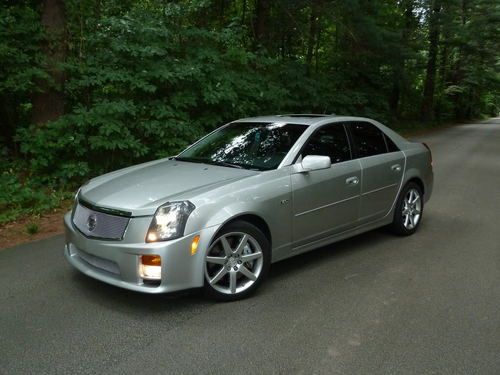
xmin=177 ymin=122 xmax=307 ymax=170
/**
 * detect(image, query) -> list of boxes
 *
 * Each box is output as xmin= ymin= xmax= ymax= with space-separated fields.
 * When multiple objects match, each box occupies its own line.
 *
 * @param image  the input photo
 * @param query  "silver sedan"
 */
xmin=64 ymin=115 xmax=433 ymax=300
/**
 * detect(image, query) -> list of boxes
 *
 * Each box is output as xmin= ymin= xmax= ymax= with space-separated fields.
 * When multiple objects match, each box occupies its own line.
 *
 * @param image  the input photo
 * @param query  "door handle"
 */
xmin=391 ymin=164 xmax=402 ymax=172
xmin=346 ymin=176 xmax=359 ymax=186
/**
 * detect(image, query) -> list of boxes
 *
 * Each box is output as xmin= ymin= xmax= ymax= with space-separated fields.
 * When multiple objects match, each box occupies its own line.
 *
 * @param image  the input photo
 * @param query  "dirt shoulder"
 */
xmin=0 ymin=206 xmax=69 ymax=250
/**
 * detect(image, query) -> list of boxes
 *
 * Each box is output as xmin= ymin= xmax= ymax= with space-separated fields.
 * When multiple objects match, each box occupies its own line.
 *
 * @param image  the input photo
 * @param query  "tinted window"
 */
xmin=384 ymin=134 xmax=400 ymax=152
xmin=178 ymin=122 xmax=307 ymax=170
xmin=348 ymin=122 xmax=387 ymax=158
xmin=301 ymin=125 xmax=351 ymax=164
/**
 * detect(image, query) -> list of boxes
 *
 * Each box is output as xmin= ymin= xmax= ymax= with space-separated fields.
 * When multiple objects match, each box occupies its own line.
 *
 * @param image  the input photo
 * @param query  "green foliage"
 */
xmin=19 ymin=5 xmax=294 ymax=184
xmin=0 ymin=4 xmax=46 ymax=94
xmin=0 ymin=163 xmax=70 ymax=225
xmin=26 ymin=222 xmax=40 ymax=235
xmin=0 ymin=0 xmax=498 ymax=223
xmin=0 ymin=2 xmax=47 ymax=150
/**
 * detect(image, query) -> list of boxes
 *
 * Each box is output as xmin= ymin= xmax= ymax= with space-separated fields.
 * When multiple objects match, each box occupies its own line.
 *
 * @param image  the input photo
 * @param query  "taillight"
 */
xmin=422 ymin=142 xmax=433 ymax=167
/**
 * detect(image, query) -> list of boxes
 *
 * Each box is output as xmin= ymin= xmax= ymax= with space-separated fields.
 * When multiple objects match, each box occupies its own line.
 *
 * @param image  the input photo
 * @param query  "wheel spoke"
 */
xmin=205 ymin=231 xmax=264 ymax=296
xmin=206 ymin=256 xmax=227 ymax=265
xmin=210 ymin=267 xmax=227 ymax=285
xmin=409 ymin=215 xmax=415 ymax=228
xmin=229 ymin=272 xmax=237 ymax=294
xmin=220 ymin=236 xmax=233 ymax=257
xmin=234 ymin=234 xmax=249 ymax=255
xmin=404 ymin=214 xmax=410 ymax=227
xmin=239 ymin=265 xmax=257 ymax=281
xmin=241 ymin=252 xmax=262 ymax=263
xmin=412 ymin=195 xmax=420 ymax=204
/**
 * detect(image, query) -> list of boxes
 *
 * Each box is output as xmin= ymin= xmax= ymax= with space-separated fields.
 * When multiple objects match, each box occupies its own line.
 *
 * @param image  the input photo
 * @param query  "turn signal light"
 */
xmin=141 ymin=255 xmax=161 ymax=266
xmin=191 ymin=235 xmax=200 ymax=256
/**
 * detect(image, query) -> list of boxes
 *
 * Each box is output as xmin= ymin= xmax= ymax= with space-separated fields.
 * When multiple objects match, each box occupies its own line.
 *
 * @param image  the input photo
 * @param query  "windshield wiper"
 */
xmin=173 ymin=157 xmax=243 ymax=169
xmin=207 ymin=160 xmax=244 ymax=169
xmin=172 ymin=156 xmax=206 ymax=164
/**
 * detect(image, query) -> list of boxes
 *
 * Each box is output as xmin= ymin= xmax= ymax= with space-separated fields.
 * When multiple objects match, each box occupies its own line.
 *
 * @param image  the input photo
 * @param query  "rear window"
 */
xmin=384 ymin=134 xmax=400 ymax=152
xmin=347 ymin=122 xmax=388 ymax=158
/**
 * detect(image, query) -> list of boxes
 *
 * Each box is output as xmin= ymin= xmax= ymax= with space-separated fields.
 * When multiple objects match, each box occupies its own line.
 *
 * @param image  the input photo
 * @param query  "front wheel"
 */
xmin=204 ymin=221 xmax=270 ymax=301
xmin=390 ymin=182 xmax=424 ymax=236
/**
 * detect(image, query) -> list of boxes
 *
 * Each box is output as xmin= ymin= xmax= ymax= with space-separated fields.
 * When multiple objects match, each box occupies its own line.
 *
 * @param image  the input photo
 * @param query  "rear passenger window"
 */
xmin=348 ymin=122 xmax=387 ymax=158
xmin=384 ymin=134 xmax=400 ymax=152
xmin=302 ymin=125 xmax=351 ymax=164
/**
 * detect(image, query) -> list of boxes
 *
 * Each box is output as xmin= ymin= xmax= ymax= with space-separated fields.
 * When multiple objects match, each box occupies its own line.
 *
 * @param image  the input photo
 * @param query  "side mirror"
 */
xmin=299 ymin=155 xmax=331 ymax=172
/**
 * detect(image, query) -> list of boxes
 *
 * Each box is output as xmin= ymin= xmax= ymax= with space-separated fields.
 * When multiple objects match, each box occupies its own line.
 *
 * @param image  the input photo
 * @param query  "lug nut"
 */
xmin=233 ymin=266 xmax=238 ymax=271
xmin=237 ymin=260 xmax=242 ymax=264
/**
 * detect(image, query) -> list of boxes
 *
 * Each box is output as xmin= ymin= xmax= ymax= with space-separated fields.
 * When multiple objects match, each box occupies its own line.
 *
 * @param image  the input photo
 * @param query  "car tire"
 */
xmin=204 ymin=221 xmax=271 ymax=301
xmin=390 ymin=182 xmax=424 ymax=236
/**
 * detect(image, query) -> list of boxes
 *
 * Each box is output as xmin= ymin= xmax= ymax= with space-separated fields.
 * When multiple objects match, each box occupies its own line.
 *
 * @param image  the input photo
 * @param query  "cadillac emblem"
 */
xmin=87 ymin=214 xmax=97 ymax=232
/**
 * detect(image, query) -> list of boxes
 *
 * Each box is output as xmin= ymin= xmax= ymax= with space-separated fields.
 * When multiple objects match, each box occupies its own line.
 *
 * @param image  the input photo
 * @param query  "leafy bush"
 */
xmin=26 ymin=222 xmax=40 ymax=235
xmin=1 ymin=0 xmax=497 ymax=226
xmin=0 ymin=3 xmax=46 ymax=149
xmin=18 ymin=6 xmax=294 ymax=185
xmin=0 ymin=165 xmax=70 ymax=224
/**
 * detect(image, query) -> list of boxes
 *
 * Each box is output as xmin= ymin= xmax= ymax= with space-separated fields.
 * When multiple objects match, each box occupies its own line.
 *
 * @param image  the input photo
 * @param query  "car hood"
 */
xmin=79 ymin=159 xmax=258 ymax=216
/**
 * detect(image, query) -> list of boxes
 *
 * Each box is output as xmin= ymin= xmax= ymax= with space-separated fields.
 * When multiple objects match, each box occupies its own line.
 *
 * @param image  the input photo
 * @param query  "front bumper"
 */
xmin=64 ymin=212 xmax=218 ymax=293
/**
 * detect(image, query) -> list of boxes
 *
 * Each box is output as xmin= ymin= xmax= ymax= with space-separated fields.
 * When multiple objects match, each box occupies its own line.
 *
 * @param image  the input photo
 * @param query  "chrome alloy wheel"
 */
xmin=402 ymin=188 xmax=422 ymax=230
xmin=205 ymin=232 xmax=264 ymax=295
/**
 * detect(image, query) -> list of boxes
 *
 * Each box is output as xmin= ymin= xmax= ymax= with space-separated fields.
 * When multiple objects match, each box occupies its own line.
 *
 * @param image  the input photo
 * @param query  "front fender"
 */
xmin=184 ymin=169 xmax=294 ymax=257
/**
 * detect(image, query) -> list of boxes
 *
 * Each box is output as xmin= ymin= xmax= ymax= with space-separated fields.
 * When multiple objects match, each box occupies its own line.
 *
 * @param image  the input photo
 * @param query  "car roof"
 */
xmin=233 ymin=114 xmax=374 ymax=126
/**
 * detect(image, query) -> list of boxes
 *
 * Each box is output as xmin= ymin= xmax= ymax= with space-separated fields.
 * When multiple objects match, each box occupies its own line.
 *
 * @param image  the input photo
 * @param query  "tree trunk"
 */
xmin=0 ymin=97 xmax=18 ymax=154
xmin=435 ymin=28 xmax=449 ymax=121
xmin=453 ymin=0 xmax=468 ymax=119
xmin=241 ymin=0 xmax=247 ymax=25
xmin=420 ymin=0 xmax=441 ymax=122
xmin=254 ymin=0 xmax=271 ymax=48
xmin=306 ymin=0 xmax=320 ymax=76
xmin=218 ymin=0 xmax=227 ymax=25
xmin=389 ymin=0 xmax=418 ymax=118
xmin=389 ymin=0 xmax=415 ymax=117
xmin=314 ymin=26 xmax=321 ymax=74
xmin=32 ymin=0 xmax=66 ymax=126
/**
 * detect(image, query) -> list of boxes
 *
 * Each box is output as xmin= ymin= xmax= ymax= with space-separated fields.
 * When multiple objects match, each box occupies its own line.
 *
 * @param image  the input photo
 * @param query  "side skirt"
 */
xmin=271 ymin=214 xmax=393 ymax=263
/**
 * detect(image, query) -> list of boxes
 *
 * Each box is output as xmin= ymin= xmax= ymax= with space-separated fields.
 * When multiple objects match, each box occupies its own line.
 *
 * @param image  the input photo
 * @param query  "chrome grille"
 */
xmin=72 ymin=203 xmax=130 ymax=240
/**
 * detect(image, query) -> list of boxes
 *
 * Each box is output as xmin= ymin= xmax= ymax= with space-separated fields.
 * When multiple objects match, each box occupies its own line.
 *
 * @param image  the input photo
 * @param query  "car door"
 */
xmin=291 ymin=123 xmax=361 ymax=246
xmin=346 ymin=121 xmax=405 ymax=223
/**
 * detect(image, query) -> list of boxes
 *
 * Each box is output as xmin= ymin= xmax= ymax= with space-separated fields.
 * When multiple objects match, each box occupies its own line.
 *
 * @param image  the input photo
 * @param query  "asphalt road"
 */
xmin=1 ymin=119 xmax=499 ymax=375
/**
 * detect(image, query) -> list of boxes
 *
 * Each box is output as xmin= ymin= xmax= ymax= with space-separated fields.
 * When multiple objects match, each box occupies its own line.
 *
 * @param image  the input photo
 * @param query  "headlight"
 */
xmin=146 ymin=201 xmax=195 ymax=242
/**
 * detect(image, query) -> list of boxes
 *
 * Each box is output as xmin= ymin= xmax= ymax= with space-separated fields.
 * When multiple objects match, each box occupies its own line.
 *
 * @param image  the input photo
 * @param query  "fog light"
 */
xmin=191 ymin=235 xmax=200 ymax=256
xmin=140 ymin=255 xmax=161 ymax=280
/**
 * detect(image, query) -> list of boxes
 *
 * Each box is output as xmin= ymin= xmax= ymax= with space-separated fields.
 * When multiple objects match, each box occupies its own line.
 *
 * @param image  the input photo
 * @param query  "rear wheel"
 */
xmin=204 ymin=221 xmax=270 ymax=301
xmin=390 ymin=182 xmax=424 ymax=236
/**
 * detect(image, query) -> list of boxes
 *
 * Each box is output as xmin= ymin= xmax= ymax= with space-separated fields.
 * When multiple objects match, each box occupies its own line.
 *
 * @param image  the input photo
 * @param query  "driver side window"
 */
xmin=301 ymin=124 xmax=351 ymax=164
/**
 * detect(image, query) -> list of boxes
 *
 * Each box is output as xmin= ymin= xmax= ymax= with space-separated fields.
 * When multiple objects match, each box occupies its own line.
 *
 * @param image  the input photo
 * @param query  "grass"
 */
xmin=25 ymin=222 xmax=40 ymax=235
